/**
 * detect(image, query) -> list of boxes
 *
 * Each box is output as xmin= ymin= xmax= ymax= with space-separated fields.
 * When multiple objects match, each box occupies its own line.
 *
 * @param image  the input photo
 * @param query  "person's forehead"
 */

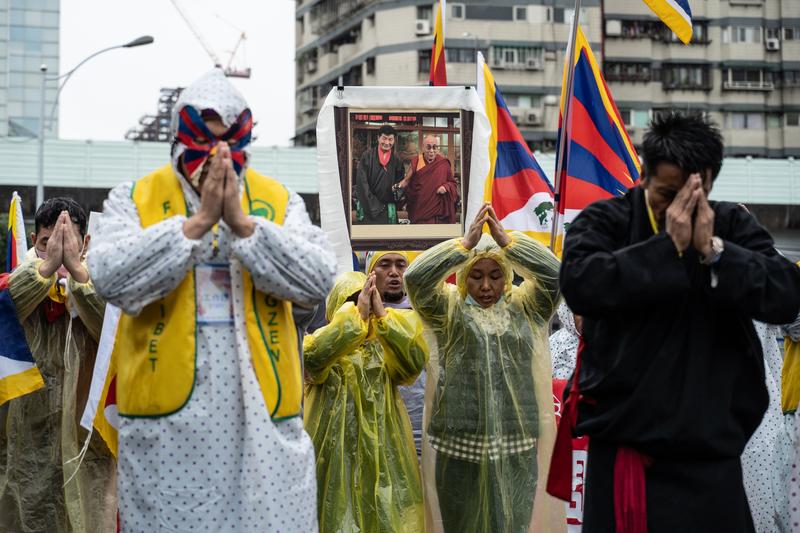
xmin=651 ymin=162 xmax=686 ymax=189
xmin=377 ymin=253 xmax=407 ymax=264
xmin=471 ymin=257 xmax=502 ymax=272
xmin=424 ymin=136 xmax=439 ymax=144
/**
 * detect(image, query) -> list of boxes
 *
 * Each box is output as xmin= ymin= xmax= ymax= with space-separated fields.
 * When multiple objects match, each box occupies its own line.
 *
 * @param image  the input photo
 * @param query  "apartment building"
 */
xmin=605 ymin=0 xmax=800 ymax=157
xmin=295 ymin=0 xmax=799 ymax=157
xmin=0 ymin=0 xmax=61 ymax=137
xmin=295 ymin=0 xmax=602 ymax=150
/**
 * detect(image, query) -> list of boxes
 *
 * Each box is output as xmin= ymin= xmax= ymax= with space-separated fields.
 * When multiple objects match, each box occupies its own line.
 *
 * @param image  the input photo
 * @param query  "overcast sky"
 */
xmin=59 ymin=0 xmax=296 ymax=146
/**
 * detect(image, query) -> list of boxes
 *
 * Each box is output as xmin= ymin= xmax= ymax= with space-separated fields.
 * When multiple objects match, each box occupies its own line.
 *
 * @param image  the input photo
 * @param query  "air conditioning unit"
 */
xmin=512 ymin=114 xmax=526 ymax=125
xmin=606 ymin=20 xmax=622 ymax=36
xmin=305 ymin=59 xmax=317 ymax=73
xmin=765 ymin=37 xmax=781 ymax=51
xmin=525 ymin=112 xmax=542 ymax=126
xmin=415 ymin=19 xmax=431 ymax=36
xmin=525 ymin=57 xmax=542 ymax=70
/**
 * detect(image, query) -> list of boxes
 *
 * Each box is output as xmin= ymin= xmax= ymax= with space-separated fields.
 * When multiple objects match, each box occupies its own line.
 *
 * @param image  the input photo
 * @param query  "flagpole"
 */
xmin=549 ymin=0 xmax=582 ymax=252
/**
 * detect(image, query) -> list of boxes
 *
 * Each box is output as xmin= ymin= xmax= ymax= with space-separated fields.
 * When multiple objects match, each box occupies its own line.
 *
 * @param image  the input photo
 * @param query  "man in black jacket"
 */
xmin=355 ymin=124 xmax=405 ymax=224
xmin=560 ymin=112 xmax=800 ymax=533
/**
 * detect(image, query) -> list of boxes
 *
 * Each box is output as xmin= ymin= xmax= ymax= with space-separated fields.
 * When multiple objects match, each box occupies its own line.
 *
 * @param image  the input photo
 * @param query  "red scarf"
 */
xmin=378 ymin=147 xmax=392 ymax=168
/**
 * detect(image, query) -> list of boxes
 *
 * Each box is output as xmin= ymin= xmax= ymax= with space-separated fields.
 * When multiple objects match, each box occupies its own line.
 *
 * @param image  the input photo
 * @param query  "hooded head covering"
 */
xmin=325 ymin=271 xmax=367 ymax=321
xmin=365 ymin=251 xmax=411 ymax=274
xmin=170 ymin=69 xmax=253 ymax=187
xmin=454 ymin=234 xmax=514 ymax=300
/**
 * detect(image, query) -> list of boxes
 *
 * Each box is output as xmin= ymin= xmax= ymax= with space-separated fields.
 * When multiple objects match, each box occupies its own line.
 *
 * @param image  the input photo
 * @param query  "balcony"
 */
xmin=723 ymin=80 xmax=775 ymax=91
xmin=310 ymin=0 xmax=378 ymax=35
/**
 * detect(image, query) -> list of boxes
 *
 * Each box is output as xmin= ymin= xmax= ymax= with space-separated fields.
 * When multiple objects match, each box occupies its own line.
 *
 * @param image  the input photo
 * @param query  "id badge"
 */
xmin=196 ymin=264 xmax=234 ymax=325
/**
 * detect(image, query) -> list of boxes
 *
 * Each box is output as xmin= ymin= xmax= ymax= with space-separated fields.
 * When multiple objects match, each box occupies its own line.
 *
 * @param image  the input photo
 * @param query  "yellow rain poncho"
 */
xmin=303 ymin=271 xmax=428 ymax=533
xmin=0 ymin=254 xmax=116 ymax=532
xmin=405 ymin=232 xmax=566 ymax=533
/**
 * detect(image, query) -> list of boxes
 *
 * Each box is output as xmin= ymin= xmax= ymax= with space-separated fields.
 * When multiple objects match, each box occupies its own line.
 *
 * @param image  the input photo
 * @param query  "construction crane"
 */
xmin=170 ymin=0 xmax=251 ymax=78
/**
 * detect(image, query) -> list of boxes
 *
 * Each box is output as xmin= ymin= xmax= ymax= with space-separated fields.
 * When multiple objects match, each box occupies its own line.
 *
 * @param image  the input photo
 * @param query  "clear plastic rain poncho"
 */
xmin=303 ymin=271 xmax=428 ymax=533
xmin=404 ymin=232 xmax=566 ymax=533
xmin=1 ymin=252 xmax=116 ymax=532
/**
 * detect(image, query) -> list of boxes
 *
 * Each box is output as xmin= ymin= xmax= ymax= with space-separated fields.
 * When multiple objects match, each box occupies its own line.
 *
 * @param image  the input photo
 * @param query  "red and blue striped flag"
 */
xmin=477 ymin=52 xmax=554 ymax=246
xmin=553 ymin=26 xmax=640 ymax=254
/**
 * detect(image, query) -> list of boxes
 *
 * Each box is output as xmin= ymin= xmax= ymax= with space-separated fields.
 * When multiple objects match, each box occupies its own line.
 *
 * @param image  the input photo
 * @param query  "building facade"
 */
xmin=0 ymin=0 xmax=60 ymax=138
xmin=295 ymin=0 xmax=800 ymax=157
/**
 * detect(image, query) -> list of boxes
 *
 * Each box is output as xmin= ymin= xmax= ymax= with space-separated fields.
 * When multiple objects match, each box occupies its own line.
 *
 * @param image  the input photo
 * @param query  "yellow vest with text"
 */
xmin=114 ymin=164 xmax=302 ymax=421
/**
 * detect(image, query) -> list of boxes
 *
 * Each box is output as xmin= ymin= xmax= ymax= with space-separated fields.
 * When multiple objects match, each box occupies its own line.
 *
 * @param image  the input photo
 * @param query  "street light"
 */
xmin=37 ymin=35 xmax=154 ymax=206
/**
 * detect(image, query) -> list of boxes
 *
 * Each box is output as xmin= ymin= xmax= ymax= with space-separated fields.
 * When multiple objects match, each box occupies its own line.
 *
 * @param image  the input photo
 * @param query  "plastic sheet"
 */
xmin=303 ymin=271 xmax=427 ymax=532
xmin=405 ymin=232 xmax=566 ymax=533
xmin=1 ymin=256 xmax=116 ymax=532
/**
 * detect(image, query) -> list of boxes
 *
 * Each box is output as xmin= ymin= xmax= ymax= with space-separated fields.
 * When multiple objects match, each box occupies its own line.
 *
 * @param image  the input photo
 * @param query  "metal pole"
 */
xmin=549 ymin=0 xmax=582 ymax=252
xmin=37 ymin=64 xmax=47 ymax=207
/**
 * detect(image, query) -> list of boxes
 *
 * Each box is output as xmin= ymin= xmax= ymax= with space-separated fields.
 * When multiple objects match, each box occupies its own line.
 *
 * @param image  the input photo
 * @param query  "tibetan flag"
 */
xmin=80 ymin=304 xmax=121 ymax=457
xmin=429 ymin=0 xmax=447 ymax=86
xmin=643 ymin=0 xmax=693 ymax=45
xmin=554 ymin=26 xmax=640 ymax=254
xmin=477 ymin=52 xmax=554 ymax=246
xmin=6 ymin=191 xmax=26 ymax=272
xmin=0 ymin=273 xmax=44 ymax=405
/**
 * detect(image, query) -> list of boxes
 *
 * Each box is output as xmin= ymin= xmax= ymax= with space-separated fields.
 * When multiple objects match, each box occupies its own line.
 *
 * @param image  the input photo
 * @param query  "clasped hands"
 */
xmin=462 ymin=203 xmax=511 ymax=250
xmin=357 ymin=272 xmax=387 ymax=321
xmin=183 ymin=143 xmax=255 ymax=240
xmin=38 ymin=211 xmax=89 ymax=284
xmin=665 ymin=173 xmax=715 ymax=260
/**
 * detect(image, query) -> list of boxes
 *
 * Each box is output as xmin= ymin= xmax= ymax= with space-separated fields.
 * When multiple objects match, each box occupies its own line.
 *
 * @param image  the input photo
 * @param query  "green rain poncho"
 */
xmin=303 ymin=271 xmax=428 ymax=533
xmin=405 ymin=232 xmax=566 ymax=533
xmin=0 ymin=254 xmax=116 ymax=533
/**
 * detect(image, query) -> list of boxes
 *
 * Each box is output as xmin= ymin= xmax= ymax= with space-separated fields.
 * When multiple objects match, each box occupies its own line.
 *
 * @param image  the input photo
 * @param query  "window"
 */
xmin=417 ymin=6 xmax=433 ymax=21
xmin=445 ymin=47 xmax=487 ymax=63
xmin=785 ymin=27 xmax=800 ymax=40
xmin=418 ymin=50 xmax=431 ymax=74
xmin=727 ymin=112 xmax=764 ymax=130
xmin=767 ymin=113 xmax=781 ymax=128
xmin=365 ymin=57 xmax=375 ymax=75
xmin=604 ymin=62 xmax=652 ymax=83
xmin=491 ymin=46 xmax=543 ymax=69
xmin=766 ymin=28 xmax=780 ymax=40
xmin=663 ymin=22 xmax=709 ymax=44
xmin=662 ymin=64 xmax=711 ymax=90
xmin=782 ymin=70 xmax=800 ymax=87
xmin=787 ymin=113 xmax=800 ymax=127
xmin=513 ymin=6 xmax=527 ymax=21
xmin=503 ymin=94 xmax=542 ymax=108
xmin=466 ymin=5 xmax=513 ymax=20
xmin=619 ymin=109 xmax=651 ymax=128
xmin=451 ymin=3 xmax=464 ymax=20
xmin=723 ymin=26 xmax=762 ymax=44
xmin=547 ymin=7 xmax=565 ymax=23
xmin=724 ymin=68 xmax=774 ymax=90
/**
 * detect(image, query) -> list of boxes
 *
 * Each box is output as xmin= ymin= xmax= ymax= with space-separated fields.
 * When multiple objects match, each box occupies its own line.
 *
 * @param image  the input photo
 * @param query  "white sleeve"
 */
xmin=87 ymin=182 xmax=202 ymax=316
xmin=230 ymin=191 xmax=336 ymax=308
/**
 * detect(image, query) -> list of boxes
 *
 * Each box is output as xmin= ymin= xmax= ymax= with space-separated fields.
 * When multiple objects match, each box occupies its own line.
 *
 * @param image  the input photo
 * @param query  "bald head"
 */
xmin=423 ymin=135 xmax=440 ymax=164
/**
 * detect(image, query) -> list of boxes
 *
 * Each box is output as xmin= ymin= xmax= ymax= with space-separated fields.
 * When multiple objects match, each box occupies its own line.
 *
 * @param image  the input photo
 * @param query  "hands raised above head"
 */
xmin=461 ymin=203 xmax=511 ymax=250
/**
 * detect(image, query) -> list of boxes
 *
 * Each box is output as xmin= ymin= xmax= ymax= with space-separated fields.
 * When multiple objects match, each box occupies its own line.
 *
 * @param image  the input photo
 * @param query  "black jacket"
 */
xmin=560 ymin=186 xmax=800 ymax=459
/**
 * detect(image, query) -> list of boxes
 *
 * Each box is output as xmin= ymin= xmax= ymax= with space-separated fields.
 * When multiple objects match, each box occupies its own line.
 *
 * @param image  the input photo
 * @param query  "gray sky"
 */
xmin=59 ymin=0 xmax=296 ymax=146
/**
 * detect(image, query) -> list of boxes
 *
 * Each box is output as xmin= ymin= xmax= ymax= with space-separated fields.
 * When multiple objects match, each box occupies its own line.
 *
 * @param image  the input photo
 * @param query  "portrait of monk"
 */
xmin=399 ymin=134 xmax=459 ymax=224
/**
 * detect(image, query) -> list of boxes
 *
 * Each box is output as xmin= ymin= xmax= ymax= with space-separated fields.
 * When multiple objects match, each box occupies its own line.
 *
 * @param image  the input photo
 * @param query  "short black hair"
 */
xmin=34 ymin=197 xmax=88 ymax=236
xmin=642 ymin=111 xmax=724 ymax=182
xmin=377 ymin=124 xmax=397 ymax=138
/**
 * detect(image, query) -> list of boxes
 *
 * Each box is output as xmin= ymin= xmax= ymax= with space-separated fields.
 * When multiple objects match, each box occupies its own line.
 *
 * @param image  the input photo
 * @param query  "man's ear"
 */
xmin=81 ymin=234 xmax=91 ymax=259
xmin=30 ymin=232 xmax=37 ymax=246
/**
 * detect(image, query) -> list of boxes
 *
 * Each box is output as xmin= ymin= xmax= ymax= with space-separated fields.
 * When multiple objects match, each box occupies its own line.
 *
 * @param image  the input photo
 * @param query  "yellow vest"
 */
xmin=783 ymin=337 xmax=800 ymax=413
xmin=114 ymin=164 xmax=302 ymax=421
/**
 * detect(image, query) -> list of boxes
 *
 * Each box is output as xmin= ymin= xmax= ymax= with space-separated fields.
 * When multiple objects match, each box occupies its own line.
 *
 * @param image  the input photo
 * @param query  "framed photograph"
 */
xmin=333 ymin=107 xmax=474 ymax=250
